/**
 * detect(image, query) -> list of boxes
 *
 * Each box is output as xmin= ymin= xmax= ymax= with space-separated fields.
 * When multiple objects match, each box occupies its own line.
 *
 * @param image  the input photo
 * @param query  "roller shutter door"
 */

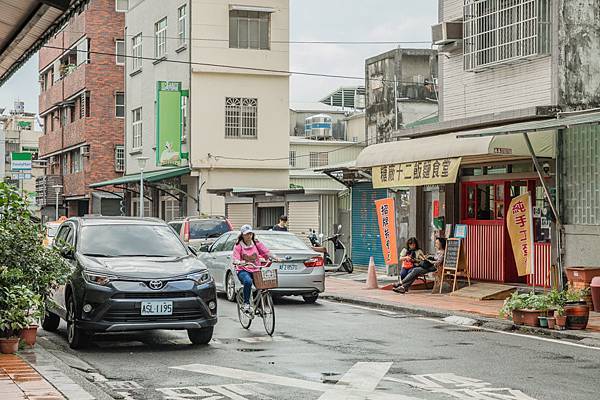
xmin=288 ymin=201 xmax=320 ymax=243
xmin=226 ymin=203 xmax=253 ymax=230
xmin=352 ymin=183 xmax=387 ymax=269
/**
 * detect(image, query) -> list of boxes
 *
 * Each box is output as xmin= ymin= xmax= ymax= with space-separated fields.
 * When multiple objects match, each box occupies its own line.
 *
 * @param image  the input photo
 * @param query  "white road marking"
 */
xmin=322 ymin=301 xmax=397 ymax=315
xmin=171 ymin=363 xmax=420 ymax=400
xmin=417 ymin=316 xmax=600 ymax=351
xmin=238 ymin=336 xmax=291 ymax=344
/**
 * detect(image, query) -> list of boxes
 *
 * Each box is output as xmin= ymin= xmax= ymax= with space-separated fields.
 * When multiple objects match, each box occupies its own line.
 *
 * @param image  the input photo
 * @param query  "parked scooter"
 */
xmin=308 ymin=226 xmax=353 ymax=273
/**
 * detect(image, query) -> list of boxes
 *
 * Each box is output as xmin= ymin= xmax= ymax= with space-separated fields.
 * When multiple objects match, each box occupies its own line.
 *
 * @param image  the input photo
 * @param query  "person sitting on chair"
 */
xmin=393 ymin=237 xmax=446 ymax=294
xmin=393 ymin=237 xmax=425 ymax=289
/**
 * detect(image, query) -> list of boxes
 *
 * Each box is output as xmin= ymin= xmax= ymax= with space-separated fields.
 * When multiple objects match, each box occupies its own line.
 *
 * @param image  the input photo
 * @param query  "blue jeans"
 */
xmin=237 ymin=271 xmax=254 ymax=304
xmin=400 ymin=267 xmax=411 ymax=281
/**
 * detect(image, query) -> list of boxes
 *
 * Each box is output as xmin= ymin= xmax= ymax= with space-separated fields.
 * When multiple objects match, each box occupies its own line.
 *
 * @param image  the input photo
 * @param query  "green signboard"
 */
xmin=17 ymin=121 xmax=32 ymax=129
xmin=11 ymin=152 xmax=32 ymax=171
xmin=156 ymin=81 xmax=183 ymax=167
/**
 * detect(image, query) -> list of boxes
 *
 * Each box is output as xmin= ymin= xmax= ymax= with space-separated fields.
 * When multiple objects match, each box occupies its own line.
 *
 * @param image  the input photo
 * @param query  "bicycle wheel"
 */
xmin=236 ymin=289 xmax=252 ymax=329
xmin=260 ymin=291 xmax=275 ymax=336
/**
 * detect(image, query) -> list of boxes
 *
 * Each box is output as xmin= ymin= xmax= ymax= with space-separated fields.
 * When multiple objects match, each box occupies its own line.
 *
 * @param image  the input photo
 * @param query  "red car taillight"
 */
xmin=183 ymin=221 xmax=190 ymax=242
xmin=304 ymin=256 xmax=324 ymax=268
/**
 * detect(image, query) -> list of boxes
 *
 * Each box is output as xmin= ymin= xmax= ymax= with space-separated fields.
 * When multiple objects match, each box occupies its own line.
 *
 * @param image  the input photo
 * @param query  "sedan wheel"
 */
xmin=67 ymin=296 xmax=89 ymax=349
xmin=226 ymin=272 xmax=236 ymax=302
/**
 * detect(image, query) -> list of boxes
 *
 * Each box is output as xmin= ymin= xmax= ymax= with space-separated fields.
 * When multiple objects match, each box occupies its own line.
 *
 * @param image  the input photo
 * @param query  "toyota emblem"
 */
xmin=148 ymin=280 xmax=164 ymax=290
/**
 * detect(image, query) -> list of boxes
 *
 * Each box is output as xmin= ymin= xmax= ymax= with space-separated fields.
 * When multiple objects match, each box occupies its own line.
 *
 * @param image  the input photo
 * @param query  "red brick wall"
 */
xmin=38 ymin=0 xmax=125 ymax=213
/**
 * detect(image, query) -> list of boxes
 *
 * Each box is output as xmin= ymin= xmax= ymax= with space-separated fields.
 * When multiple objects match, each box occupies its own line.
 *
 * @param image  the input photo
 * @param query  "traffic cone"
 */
xmin=364 ymin=257 xmax=379 ymax=290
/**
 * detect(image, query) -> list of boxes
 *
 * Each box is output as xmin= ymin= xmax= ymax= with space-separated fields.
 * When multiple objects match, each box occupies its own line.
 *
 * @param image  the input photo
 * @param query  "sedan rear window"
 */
xmin=190 ymin=220 xmax=230 ymax=240
xmin=80 ymin=225 xmax=188 ymax=257
xmin=255 ymin=233 xmax=309 ymax=251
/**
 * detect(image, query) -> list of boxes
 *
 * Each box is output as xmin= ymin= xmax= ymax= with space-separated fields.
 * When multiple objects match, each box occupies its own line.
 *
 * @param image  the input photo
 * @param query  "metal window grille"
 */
xmin=225 ymin=97 xmax=258 ymax=138
xmin=155 ymin=18 xmax=167 ymax=58
xmin=132 ymin=34 xmax=142 ymax=70
xmin=229 ymin=10 xmax=270 ymax=50
xmin=115 ymin=145 xmax=125 ymax=172
xmin=309 ymin=152 xmax=328 ymax=168
xmin=178 ymin=5 xmax=187 ymax=45
xmin=132 ymin=107 xmax=142 ymax=149
xmin=115 ymin=40 xmax=125 ymax=65
xmin=463 ymin=0 xmax=551 ymax=71
xmin=289 ymin=151 xmax=296 ymax=167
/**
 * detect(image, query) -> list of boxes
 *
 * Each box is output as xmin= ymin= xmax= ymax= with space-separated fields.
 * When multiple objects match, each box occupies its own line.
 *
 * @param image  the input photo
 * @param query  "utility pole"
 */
xmin=137 ymin=157 xmax=148 ymax=217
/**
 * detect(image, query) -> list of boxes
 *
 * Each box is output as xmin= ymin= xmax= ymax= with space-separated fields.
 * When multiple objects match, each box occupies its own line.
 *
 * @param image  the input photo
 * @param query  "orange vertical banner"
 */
xmin=507 ymin=192 xmax=535 ymax=277
xmin=375 ymin=198 xmax=398 ymax=266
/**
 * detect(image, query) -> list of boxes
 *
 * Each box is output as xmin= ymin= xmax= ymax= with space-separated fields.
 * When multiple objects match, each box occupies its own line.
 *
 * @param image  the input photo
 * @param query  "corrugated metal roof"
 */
xmin=0 ymin=0 xmax=87 ymax=86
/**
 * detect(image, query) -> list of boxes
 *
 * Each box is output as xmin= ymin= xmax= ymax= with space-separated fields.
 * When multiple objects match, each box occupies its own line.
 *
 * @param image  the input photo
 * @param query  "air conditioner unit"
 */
xmin=33 ymin=159 xmax=48 ymax=168
xmin=432 ymin=22 xmax=463 ymax=46
xmin=49 ymin=156 xmax=57 ymax=165
xmin=80 ymin=145 xmax=90 ymax=157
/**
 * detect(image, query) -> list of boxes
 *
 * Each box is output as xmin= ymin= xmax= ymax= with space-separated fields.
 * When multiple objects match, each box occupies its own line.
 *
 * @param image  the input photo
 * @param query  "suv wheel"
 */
xmin=188 ymin=327 xmax=214 ymax=345
xmin=225 ymin=272 xmax=236 ymax=302
xmin=302 ymin=294 xmax=319 ymax=304
xmin=66 ymin=296 xmax=89 ymax=349
xmin=41 ymin=310 xmax=60 ymax=332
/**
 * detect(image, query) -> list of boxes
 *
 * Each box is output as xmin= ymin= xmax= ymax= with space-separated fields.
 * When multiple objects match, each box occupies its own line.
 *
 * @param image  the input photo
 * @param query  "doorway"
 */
xmin=257 ymin=206 xmax=284 ymax=230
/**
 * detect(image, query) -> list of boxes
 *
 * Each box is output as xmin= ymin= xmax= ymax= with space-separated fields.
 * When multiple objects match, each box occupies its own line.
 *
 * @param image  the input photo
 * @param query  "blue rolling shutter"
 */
xmin=351 ymin=183 xmax=387 ymax=270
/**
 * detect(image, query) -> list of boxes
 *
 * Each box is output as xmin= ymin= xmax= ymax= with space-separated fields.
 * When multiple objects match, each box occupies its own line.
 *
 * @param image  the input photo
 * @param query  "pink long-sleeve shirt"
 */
xmin=232 ymin=240 xmax=272 ymax=273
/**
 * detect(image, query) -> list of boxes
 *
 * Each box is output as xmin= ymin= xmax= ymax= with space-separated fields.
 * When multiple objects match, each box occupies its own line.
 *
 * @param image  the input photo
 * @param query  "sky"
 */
xmin=0 ymin=0 xmax=438 ymax=114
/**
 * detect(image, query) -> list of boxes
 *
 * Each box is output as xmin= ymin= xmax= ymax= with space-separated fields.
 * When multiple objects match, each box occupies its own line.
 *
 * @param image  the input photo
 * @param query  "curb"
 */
xmin=320 ymin=293 xmax=600 ymax=347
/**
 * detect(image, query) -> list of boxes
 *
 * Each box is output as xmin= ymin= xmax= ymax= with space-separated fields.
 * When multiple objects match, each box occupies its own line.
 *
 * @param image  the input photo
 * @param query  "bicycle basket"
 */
xmin=253 ymin=268 xmax=278 ymax=289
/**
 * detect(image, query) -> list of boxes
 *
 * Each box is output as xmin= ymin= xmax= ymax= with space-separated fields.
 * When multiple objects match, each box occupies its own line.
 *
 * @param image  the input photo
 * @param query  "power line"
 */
xmin=41 ymin=45 xmax=437 ymax=86
xmin=59 ymin=29 xmax=431 ymax=45
xmin=210 ymin=137 xmax=369 ymax=163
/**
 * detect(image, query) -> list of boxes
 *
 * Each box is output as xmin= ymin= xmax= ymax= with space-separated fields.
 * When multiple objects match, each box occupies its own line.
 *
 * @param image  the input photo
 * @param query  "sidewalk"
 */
xmin=0 ymin=353 xmax=64 ymax=400
xmin=322 ymin=273 xmax=600 ymax=342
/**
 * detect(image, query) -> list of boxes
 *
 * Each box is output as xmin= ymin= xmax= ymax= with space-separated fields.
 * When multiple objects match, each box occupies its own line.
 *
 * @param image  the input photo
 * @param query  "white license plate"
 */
xmin=141 ymin=301 xmax=173 ymax=316
xmin=279 ymin=264 xmax=300 ymax=271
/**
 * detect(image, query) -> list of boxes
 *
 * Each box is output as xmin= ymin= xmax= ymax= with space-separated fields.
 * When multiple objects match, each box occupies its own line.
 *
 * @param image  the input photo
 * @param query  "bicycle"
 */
xmin=235 ymin=261 xmax=277 ymax=336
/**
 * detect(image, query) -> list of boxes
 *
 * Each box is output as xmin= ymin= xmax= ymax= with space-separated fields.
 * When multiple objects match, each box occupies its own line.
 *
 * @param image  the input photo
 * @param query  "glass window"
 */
xmin=225 ymin=97 xmax=257 ymax=138
xmin=132 ymin=107 xmax=142 ymax=148
xmin=132 ymin=34 xmax=142 ymax=71
xmin=229 ymin=10 xmax=270 ymax=50
xmin=79 ymin=225 xmax=188 ymax=257
xmin=115 ymin=0 xmax=128 ymax=12
xmin=115 ymin=39 xmax=125 ymax=65
xmin=211 ymin=234 xmax=230 ymax=252
xmin=71 ymin=150 xmax=82 ymax=173
xmin=178 ymin=5 xmax=187 ymax=46
xmin=169 ymin=222 xmax=183 ymax=235
xmin=115 ymin=145 xmax=125 ymax=172
xmin=155 ymin=17 xmax=167 ymax=58
xmin=115 ymin=92 xmax=125 ymax=117
xmin=189 ymin=220 xmax=230 ymax=240
xmin=289 ymin=151 xmax=296 ymax=167
xmin=476 ymin=184 xmax=494 ymax=220
xmin=255 ymin=233 xmax=310 ymax=251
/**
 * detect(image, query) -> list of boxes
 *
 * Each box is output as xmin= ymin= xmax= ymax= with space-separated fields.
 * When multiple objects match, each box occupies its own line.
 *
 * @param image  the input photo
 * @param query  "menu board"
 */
xmin=444 ymin=238 xmax=461 ymax=271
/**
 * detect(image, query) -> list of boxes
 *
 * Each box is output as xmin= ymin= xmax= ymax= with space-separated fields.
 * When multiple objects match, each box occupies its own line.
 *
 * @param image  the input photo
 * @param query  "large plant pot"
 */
xmin=512 ymin=310 xmax=524 ymax=325
xmin=20 ymin=325 xmax=38 ymax=347
xmin=565 ymin=301 xmax=589 ymax=330
xmin=566 ymin=267 xmax=600 ymax=285
xmin=547 ymin=317 xmax=556 ymax=329
xmin=555 ymin=315 xmax=567 ymax=330
xmin=0 ymin=338 xmax=20 ymax=354
xmin=513 ymin=309 xmax=542 ymax=327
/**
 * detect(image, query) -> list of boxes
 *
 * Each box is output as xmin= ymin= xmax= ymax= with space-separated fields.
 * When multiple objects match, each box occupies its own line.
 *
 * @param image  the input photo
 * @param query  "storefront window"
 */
xmin=466 ymin=186 xmax=476 ymax=219
xmin=476 ymin=184 xmax=494 ymax=220
xmin=463 ymin=182 xmax=505 ymax=221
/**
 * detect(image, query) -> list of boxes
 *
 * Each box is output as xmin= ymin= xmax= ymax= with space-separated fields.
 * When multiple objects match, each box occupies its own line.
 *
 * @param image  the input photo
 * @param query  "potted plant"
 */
xmin=555 ymin=306 xmax=567 ymax=330
xmin=500 ymin=292 xmax=526 ymax=325
xmin=500 ymin=292 xmax=548 ymax=327
xmin=0 ymin=286 xmax=40 ymax=354
xmin=20 ymin=304 xmax=43 ymax=347
xmin=564 ymin=288 xmax=590 ymax=330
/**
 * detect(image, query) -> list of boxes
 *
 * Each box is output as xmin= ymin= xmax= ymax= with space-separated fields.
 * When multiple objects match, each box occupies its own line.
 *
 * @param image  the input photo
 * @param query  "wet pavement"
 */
xmin=34 ymin=296 xmax=600 ymax=399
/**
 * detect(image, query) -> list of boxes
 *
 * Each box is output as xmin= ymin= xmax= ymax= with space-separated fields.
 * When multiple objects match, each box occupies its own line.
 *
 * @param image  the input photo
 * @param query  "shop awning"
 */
xmin=356 ymin=131 xmax=555 ymax=169
xmin=89 ymin=167 xmax=191 ymax=189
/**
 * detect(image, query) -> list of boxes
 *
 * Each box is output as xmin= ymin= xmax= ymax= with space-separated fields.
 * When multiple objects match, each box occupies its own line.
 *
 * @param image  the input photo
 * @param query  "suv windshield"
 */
xmin=190 ymin=220 xmax=230 ymax=240
xmin=80 ymin=224 xmax=189 ymax=257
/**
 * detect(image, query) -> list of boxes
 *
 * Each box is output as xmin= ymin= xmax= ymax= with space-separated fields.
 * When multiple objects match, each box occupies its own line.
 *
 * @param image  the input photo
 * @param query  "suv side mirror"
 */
xmin=59 ymin=246 xmax=75 ymax=260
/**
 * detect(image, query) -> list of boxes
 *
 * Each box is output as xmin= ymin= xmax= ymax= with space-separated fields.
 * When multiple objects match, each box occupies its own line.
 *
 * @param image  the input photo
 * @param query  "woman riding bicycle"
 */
xmin=232 ymin=225 xmax=277 ymax=312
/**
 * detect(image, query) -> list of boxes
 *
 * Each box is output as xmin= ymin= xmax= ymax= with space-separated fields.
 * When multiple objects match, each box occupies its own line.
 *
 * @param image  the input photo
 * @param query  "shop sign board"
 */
xmin=372 ymin=157 xmax=461 ymax=189
xmin=11 ymin=152 xmax=32 ymax=171
xmin=375 ymin=198 xmax=398 ymax=266
xmin=507 ymin=192 xmax=534 ymax=277
xmin=156 ymin=81 xmax=182 ymax=167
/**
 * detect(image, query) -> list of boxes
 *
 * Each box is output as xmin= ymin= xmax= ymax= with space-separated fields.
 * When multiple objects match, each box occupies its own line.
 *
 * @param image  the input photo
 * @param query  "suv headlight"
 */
xmin=187 ymin=271 xmax=212 ymax=285
xmin=82 ymin=271 xmax=115 ymax=286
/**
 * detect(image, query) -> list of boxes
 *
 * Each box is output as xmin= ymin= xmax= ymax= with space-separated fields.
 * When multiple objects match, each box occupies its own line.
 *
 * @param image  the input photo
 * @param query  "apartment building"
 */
xmin=92 ymin=0 xmax=290 ymax=219
xmin=37 ymin=0 xmax=125 ymax=218
xmin=353 ymin=0 xmax=600 ymax=279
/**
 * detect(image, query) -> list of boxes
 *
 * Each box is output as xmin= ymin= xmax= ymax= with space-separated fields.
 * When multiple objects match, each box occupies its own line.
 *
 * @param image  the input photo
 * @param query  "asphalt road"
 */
xmin=38 ymin=296 xmax=600 ymax=400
